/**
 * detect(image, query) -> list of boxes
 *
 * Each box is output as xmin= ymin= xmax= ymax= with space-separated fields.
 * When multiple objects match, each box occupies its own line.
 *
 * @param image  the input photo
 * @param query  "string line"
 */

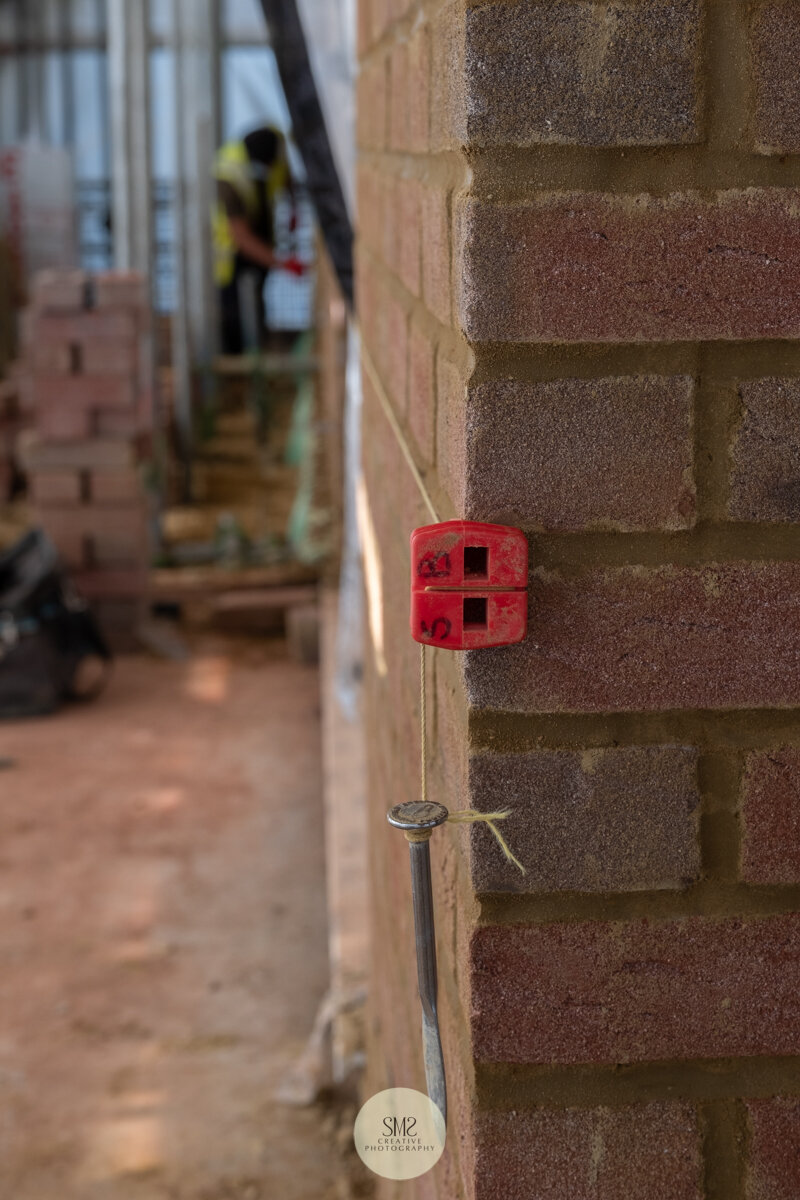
xmin=360 ymin=329 xmax=525 ymax=876
xmin=420 ymin=642 xmax=428 ymax=805
xmin=446 ymin=808 xmax=526 ymax=875
xmin=420 ymin=643 xmax=525 ymax=875
xmin=360 ymin=336 xmax=440 ymax=524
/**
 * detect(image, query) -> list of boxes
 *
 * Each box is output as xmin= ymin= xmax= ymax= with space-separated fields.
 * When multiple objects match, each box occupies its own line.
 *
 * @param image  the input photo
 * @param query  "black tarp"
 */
xmin=258 ymin=0 xmax=354 ymax=307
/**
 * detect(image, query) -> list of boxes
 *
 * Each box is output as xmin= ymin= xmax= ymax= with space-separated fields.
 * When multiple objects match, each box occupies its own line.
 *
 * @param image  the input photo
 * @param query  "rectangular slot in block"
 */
xmin=464 ymin=545 xmax=488 ymax=579
xmin=463 ymin=596 xmax=488 ymax=629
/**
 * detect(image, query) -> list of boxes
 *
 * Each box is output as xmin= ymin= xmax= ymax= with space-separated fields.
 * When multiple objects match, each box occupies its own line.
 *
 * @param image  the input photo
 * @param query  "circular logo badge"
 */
xmin=353 ymin=1087 xmax=446 ymax=1180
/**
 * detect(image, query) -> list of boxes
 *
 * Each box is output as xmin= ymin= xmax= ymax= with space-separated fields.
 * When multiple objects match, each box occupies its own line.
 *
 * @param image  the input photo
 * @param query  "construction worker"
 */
xmin=212 ymin=125 xmax=305 ymax=354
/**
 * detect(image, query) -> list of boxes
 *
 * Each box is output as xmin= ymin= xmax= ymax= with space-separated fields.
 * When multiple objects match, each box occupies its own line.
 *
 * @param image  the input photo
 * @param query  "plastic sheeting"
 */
xmin=334 ymin=325 xmax=364 ymax=718
xmin=258 ymin=0 xmax=362 ymax=714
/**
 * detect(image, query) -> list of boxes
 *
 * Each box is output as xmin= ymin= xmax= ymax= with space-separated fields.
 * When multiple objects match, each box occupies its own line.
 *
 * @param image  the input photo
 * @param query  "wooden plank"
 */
xmin=17 ymin=430 xmax=143 ymax=471
xmin=213 ymin=585 xmax=316 ymax=613
xmin=151 ymin=562 xmax=318 ymax=601
xmin=211 ymin=353 xmax=318 ymax=378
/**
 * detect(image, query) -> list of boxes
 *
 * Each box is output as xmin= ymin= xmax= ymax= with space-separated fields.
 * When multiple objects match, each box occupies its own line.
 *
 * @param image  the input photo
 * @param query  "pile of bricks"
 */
xmin=17 ymin=269 xmax=154 ymax=648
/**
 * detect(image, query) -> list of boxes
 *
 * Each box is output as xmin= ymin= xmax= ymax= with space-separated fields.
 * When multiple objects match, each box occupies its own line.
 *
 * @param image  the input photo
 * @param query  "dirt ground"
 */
xmin=0 ymin=635 xmax=346 ymax=1200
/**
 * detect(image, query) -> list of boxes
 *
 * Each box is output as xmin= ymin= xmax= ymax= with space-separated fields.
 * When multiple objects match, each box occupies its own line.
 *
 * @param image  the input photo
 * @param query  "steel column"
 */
xmin=174 ymin=0 xmax=219 ymax=365
xmin=106 ymin=0 xmax=153 ymax=275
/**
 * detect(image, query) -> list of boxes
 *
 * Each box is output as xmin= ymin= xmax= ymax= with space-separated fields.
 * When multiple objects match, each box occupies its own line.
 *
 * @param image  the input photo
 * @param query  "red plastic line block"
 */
xmin=410 ymin=520 xmax=528 ymax=649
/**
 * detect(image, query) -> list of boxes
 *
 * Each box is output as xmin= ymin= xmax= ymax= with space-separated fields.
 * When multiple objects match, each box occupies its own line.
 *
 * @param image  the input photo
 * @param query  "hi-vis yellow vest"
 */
xmin=212 ymin=137 xmax=289 ymax=287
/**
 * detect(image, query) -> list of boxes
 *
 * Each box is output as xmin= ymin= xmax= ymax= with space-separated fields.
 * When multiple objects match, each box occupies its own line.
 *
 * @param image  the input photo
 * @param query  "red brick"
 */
xmin=398 ymin=177 xmax=421 ymax=296
xmin=88 ymin=505 xmax=148 ymax=568
xmin=746 ymin=1098 xmax=800 ymax=1200
xmin=377 ymin=286 xmax=408 ymax=415
xmin=94 ymin=409 xmax=145 ymax=438
xmin=29 ymin=342 xmax=73 ymax=374
xmin=475 ymin=1104 xmax=703 ymax=1200
xmin=430 ymin=1 xmax=466 ymax=151
xmin=460 ymin=191 xmax=800 ymax=343
xmin=94 ymin=271 xmax=148 ymax=310
xmin=388 ymin=0 xmax=411 ymax=21
xmin=741 ymin=749 xmax=800 ymax=885
xmin=407 ymin=320 xmax=435 ymax=464
xmin=361 ymin=171 xmax=383 ymax=262
xmin=18 ymin=309 xmax=33 ymax=353
xmin=752 ymin=2 xmax=800 ymax=154
xmin=421 ymin=184 xmax=451 ymax=325
xmin=90 ymin=468 xmax=142 ymax=505
xmin=356 ymin=168 xmax=378 ymax=252
xmin=464 ymin=563 xmax=800 ymax=713
xmin=431 ymin=657 xmax=470 ymax=825
xmin=435 ymin=354 xmax=466 ymax=512
xmin=81 ymin=337 xmax=140 ymax=376
xmin=361 ymin=374 xmax=405 ymax=548
xmin=433 ymin=978 xmax=476 ymax=1197
xmin=31 ymin=337 xmax=140 ymax=377
xmin=373 ymin=521 xmax=416 ymax=693
xmin=36 ymin=399 xmax=92 ymax=442
xmin=355 ymin=256 xmax=379 ymax=360
xmin=729 ymin=379 xmax=800 ymax=522
xmin=380 ymin=175 xmax=401 ymax=274
xmin=16 ymin=374 xmax=35 ymax=418
xmin=369 ymin=0 xmax=389 ymax=44
xmin=0 ymin=384 xmax=19 ymax=427
xmin=33 ymin=375 xmax=136 ymax=415
xmin=137 ymin=335 xmax=154 ymax=384
xmin=73 ymin=568 xmax=149 ymax=599
xmin=389 ymin=39 xmax=409 ymax=151
xmin=38 ymin=504 xmax=148 ymax=570
xmin=28 ymin=469 xmax=82 ymax=505
xmin=356 ymin=58 xmax=388 ymax=152
xmin=471 ymin=914 xmax=800 ymax=1064
xmin=17 ymin=431 xmax=141 ymax=471
xmin=465 ymin=0 xmax=702 ymax=149
xmin=31 ymin=268 xmax=88 ymax=312
xmin=357 ymin=63 xmax=379 ymax=153
xmin=31 ymin=312 xmax=136 ymax=345
xmin=407 ymin=25 xmax=430 ymax=153
xmin=39 ymin=515 xmax=87 ymax=567
xmin=469 ymin=746 xmax=700 ymax=893
xmin=466 ymin=376 xmax=696 ymax=531
xmin=356 ymin=0 xmax=374 ymax=55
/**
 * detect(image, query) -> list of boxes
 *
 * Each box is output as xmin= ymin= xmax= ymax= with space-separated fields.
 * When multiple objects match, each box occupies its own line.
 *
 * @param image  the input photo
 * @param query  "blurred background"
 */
xmin=0 ymin=2 xmax=369 ymax=1197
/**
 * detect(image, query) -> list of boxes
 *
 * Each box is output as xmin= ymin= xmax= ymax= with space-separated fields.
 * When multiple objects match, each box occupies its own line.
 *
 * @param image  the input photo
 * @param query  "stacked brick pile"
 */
xmin=18 ymin=269 xmax=153 ymax=647
xmin=358 ymin=0 xmax=800 ymax=1197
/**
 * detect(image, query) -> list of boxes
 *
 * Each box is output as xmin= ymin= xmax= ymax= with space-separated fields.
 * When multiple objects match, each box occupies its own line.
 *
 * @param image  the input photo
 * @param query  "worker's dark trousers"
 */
xmin=218 ymin=268 xmax=267 ymax=355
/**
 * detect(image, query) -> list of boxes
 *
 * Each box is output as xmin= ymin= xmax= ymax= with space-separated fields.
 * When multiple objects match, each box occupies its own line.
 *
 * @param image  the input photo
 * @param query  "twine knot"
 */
xmin=446 ymin=808 xmax=526 ymax=875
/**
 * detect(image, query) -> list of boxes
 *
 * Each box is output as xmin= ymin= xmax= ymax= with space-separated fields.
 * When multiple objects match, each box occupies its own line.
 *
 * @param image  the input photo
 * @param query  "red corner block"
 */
xmin=410 ymin=520 xmax=528 ymax=649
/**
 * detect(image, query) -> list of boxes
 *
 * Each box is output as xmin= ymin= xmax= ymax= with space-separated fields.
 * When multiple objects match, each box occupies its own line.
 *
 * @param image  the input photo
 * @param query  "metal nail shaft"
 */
xmin=387 ymin=801 xmax=448 ymax=1125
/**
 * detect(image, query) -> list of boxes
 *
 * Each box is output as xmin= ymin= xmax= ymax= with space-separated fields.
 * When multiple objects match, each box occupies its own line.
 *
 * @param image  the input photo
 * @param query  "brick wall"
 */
xmin=357 ymin=1 xmax=800 ymax=1197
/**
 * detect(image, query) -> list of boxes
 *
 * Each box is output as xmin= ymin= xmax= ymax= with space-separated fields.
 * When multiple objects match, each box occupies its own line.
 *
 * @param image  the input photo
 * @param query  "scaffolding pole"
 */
xmin=171 ymin=0 xmax=193 ymax=492
xmin=170 ymin=0 xmax=221 ymax=494
xmin=106 ymin=0 xmax=153 ymax=276
xmin=175 ymin=0 xmax=219 ymax=365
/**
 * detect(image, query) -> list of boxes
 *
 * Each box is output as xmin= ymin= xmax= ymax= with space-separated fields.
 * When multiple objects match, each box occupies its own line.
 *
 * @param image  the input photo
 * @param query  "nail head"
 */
xmin=387 ymin=801 xmax=449 ymax=832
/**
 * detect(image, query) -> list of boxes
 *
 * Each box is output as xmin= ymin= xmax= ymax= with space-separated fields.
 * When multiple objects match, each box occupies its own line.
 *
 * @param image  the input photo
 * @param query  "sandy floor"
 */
xmin=0 ymin=636 xmax=341 ymax=1200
